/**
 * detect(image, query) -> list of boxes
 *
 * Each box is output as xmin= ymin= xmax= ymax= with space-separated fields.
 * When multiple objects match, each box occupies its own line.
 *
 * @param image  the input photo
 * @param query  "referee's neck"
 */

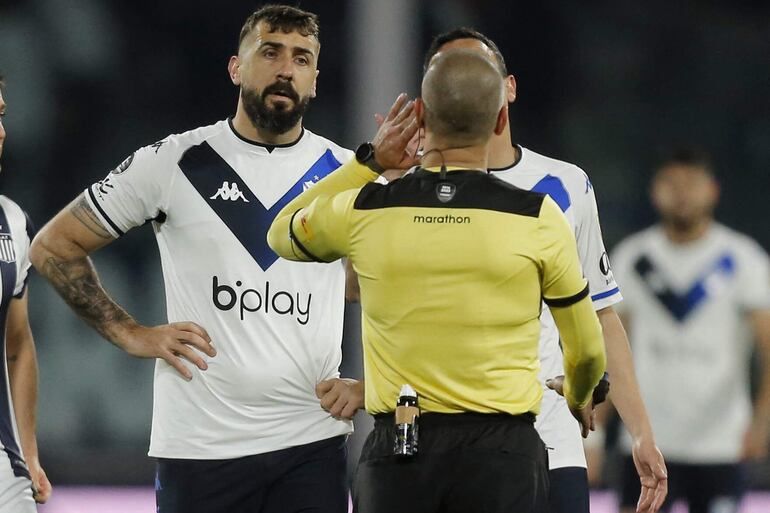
xmin=421 ymin=143 xmax=489 ymax=172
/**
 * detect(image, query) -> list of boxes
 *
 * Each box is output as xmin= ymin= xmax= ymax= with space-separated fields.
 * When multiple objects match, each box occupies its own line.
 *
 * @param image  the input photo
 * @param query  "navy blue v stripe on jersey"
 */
xmin=179 ymin=142 xmax=343 ymax=270
xmin=634 ymin=253 xmax=735 ymax=321
xmin=0 ymin=205 xmax=30 ymax=480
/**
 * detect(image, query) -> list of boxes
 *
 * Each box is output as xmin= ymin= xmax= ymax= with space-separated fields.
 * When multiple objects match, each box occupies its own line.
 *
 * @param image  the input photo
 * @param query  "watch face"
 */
xmin=356 ymin=142 xmax=374 ymax=162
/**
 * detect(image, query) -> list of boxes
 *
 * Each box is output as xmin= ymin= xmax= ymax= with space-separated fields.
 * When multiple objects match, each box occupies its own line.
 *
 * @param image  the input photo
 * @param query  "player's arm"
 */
xmin=575 ymin=181 xmax=667 ymax=512
xmin=30 ymin=148 xmax=215 ymax=380
xmin=577 ymin=182 xmax=658 ymax=445
xmin=743 ymin=308 xmax=770 ymax=460
xmin=5 ymin=290 xmax=51 ymax=503
xmin=539 ymin=197 xmax=606 ymax=433
xmin=345 ymin=259 xmax=361 ymax=302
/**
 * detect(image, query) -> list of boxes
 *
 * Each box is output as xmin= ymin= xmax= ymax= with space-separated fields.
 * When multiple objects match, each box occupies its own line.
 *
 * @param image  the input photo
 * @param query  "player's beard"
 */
xmin=241 ymin=82 xmax=310 ymax=135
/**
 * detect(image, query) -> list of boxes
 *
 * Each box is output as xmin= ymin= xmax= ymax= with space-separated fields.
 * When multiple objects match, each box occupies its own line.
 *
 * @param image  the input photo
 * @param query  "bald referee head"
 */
xmin=416 ymin=49 xmax=508 ymax=160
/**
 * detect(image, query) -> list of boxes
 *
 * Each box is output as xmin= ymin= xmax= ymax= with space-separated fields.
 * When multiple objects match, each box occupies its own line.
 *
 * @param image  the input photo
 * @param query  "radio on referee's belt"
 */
xmin=394 ymin=384 xmax=420 ymax=457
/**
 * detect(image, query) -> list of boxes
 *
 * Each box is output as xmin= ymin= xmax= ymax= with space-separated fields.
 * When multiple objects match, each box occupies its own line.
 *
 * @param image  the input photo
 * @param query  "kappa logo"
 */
xmin=210 ymin=181 xmax=250 ymax=202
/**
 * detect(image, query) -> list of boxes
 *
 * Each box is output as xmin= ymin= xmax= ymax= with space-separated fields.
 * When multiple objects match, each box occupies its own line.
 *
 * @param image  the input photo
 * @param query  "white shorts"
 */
xmin=535 ymin=387 xmax=587 ymax=470
xmin=0 ymin=451 xmax=36 ymax=513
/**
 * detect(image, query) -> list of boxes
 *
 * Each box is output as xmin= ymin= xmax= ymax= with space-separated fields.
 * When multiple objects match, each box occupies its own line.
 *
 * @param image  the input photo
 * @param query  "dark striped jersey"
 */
xmin=0 ymin=196 xmax=34 ymax=479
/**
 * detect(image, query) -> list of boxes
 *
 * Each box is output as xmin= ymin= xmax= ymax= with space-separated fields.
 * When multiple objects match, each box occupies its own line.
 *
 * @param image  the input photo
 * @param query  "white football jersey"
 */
xmin=612 ymin=223 xmax=770 ymax=463
xmin=85 ymin=119 xmax=354 ymax=459
xmin=0 ymin=196 xmax=36 ymax=499
xmin=491 ymin=146 xmax=621 ymax=469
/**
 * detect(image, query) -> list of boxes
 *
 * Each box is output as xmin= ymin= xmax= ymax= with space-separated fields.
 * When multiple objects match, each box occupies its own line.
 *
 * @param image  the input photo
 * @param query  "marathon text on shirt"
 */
xmin=413 ymin=214 xmax=471 ymax=224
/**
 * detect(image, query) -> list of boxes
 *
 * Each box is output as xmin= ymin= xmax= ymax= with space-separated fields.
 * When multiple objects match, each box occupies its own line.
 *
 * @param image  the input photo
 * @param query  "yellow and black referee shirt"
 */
xmin=268 ymin=159 xmax=605 ymax=416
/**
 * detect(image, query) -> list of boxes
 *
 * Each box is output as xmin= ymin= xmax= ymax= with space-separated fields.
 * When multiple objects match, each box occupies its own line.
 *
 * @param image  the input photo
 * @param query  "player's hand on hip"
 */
xmin=631 ymin=436 xmax=668 ymax=513
xmin=545 ymin=375 xmax=565 ymax=396
xmin=316 ymin=378 xmax=364 ymax=419
xmin=371 ymin=93 xmax=420 ymax=170
xmin=121 ymin=322 xmax=216 ymax=380
xmin=28 ymin=458 xmax=52 ymax=504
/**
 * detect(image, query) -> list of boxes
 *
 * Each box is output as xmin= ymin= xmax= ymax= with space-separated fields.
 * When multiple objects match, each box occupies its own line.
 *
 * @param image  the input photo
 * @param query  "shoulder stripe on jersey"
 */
xmin=87 ymin=187 xmax=125 ymax=236
xmin=531 ymin=175 xmax=571 ymax=212
xmin=353 ymin=169 xmax=544 ymax=217
xmin=178 ymin=141 xmax=342 ymax=271
xmin=0 ymin=205 xmax=31 ymax=479
xmin=634 ymin=253 xmax=735 ymax=322
xmin=544 ymin=284 xmax=590 ymax=308
xmin=591 ymin=287 xmax=620 ymax=302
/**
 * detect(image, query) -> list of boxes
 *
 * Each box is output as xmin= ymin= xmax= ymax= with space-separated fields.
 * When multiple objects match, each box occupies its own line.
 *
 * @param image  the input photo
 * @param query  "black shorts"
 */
xmin=619 ymin=455 xmax=744 ymax=513
xmin=155 ymin=435 xmax=348 ymax=513
xmin=549 ymin=466 xmax=589 ymax=513
xmin=353 ymin=412 xmax=549 ymax=513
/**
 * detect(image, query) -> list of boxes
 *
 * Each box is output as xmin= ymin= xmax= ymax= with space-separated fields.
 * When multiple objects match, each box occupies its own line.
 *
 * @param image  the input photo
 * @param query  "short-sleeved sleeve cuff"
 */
xmin=84 ymin=186 xmax=125 ymax=237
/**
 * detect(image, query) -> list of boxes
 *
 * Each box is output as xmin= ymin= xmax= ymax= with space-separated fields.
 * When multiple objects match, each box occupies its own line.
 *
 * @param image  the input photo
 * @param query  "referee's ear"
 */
xmin=228 ymin=56 xmax=242 ymax=86
xmin=494 ymin=104 xmax=508 ymax=136
xmin=414 ymin=98 xmax=426 ymax=129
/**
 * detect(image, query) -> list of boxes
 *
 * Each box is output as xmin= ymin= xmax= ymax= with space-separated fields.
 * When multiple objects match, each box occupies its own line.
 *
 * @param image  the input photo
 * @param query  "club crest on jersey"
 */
xmin=210 ymin=181 xmax=250 ymax=203
xmin=111 ymin=152 xmax=135 ymax=175
xmin=302 ymin=175 xmax=321 ymax=191
xmin=435 ymin=181 xmax=456 ymax=203
xmin=0 ymin=233 xmax=16 ymax=263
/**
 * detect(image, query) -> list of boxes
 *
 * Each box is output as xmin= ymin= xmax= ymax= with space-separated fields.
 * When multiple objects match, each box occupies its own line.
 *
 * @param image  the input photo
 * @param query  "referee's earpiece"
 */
xmin=440 ymin=163 xmax=447 ymax=180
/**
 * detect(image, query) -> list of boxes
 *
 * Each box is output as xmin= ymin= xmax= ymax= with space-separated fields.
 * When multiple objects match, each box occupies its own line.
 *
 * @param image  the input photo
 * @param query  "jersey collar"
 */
xmin=226 ymin=117 xmax=306 ymax=153
xmin=488 ymin=144 xmax=524 ymax=173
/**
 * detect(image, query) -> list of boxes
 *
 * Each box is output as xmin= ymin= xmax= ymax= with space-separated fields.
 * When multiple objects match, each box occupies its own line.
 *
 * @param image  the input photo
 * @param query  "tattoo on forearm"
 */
xmin=6 ymin=354 xmax=17 ymax=364
xmin=40 ymin=256 xmax=134 ymax=342
xmin=70 ymin=196 xmax=113 ymax=239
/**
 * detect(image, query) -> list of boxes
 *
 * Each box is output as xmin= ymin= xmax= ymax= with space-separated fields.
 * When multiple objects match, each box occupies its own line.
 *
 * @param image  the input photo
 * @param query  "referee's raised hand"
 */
xmin=119 ymin=321 xmax=216 ymax=380
xmin=370 ymin=93 xmax=420 ymax=170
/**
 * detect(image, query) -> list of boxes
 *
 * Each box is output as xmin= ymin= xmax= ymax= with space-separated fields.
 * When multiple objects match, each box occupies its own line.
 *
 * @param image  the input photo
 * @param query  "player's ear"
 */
xmin=494 ymin=104 xmax=508 ymax=135
xmin=505 ymin=75 xmax=517 ymax=104
xmin=311 ymin=69 xmax=319 ymax=98
xmin=415 ymin=98 xmax=426 ymax=128
xmin=228 ymin=56 xmax=241 ymax=86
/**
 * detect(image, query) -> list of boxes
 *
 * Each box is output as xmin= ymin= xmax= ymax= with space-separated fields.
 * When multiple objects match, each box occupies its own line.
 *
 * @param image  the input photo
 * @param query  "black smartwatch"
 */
xmin=355 ymin=142 xmax=385 ymax=174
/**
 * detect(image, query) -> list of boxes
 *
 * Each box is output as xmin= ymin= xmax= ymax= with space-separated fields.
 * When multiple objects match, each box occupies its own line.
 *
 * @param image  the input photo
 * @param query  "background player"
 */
xmin=30 ymin=6 xmax=360 ymax=513
xmin=611 ymin=148 xmax=770 ymax=513
xmin=0 ymin=73 xmax=52 ymax=511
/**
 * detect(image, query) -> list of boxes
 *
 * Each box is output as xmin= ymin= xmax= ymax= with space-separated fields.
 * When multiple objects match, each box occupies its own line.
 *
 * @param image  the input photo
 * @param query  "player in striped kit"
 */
xmin=0 ymin=74 xmax=51 ymax=512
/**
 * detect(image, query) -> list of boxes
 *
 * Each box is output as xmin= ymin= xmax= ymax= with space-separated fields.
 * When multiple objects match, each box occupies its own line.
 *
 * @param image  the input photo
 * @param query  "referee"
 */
xmin=268 ymin=49 xmax=606 ymax=513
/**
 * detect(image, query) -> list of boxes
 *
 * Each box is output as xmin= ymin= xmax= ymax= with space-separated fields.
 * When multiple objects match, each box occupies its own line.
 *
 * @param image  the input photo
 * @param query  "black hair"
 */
xmin=238 ymin=4 xmax=320 ymax=51
xmin=657 ymin=146 xmax=715 ymax=176
xmin=424 ymin=27 xmax=507 ymax=77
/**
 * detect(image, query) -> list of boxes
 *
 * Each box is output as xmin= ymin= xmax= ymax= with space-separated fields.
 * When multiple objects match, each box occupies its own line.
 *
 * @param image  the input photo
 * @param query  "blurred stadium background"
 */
xmin=1 ymin=0 xmax=769 ymax=511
